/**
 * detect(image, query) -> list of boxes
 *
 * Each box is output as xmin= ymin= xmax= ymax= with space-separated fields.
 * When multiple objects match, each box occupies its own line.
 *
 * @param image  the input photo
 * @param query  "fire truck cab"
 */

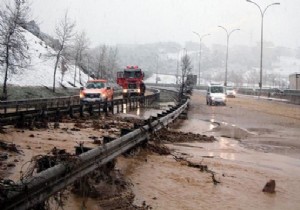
xmin=117 ymin=66 xmax=146 ymax=98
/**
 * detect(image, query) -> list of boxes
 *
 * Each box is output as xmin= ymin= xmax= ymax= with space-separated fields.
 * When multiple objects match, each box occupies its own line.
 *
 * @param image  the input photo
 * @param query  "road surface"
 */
xmin=118 ymin=90 xmax=300 ymax=210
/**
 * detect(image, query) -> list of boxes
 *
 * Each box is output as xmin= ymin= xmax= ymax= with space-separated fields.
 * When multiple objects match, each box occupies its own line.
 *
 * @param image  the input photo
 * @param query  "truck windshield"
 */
xmin=124 ymin=70 xmax=141 ymax=78
xmin=86 ymin=82 xmax=105 ymax=89
xmin=211 ymin=86 xmax=224 ymax=93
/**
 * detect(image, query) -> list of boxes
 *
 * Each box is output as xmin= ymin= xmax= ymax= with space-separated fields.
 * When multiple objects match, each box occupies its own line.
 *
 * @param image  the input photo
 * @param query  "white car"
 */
xmin=226 ymin=87 xmax=236 ymax=98
xmin=206 ymin=85 xmax=227 ymax=106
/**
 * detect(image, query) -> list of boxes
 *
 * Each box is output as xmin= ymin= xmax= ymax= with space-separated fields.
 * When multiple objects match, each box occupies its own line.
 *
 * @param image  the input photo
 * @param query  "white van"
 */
xmin=206 ymin=84 xmax=227 ymax=106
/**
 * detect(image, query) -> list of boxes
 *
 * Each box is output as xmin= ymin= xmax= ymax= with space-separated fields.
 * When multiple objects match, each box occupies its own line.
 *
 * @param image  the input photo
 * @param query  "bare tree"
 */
xmin=229 ymin=70 xmax=244 ymax=87
xmin=0 ymin=0 xmax=30 ymax=100
xmin=95 ymin=45 xmax=107 ymax=78
xmin=72 ymin=31 xmax=89 ymax=85
xmin=106 ymin=47 xmax=119 ymax=80
xmin=245 ymin=69 xmax=259 ymax=87
xmin=52 ymin=11 xmax=75 ymax=92
xmin=60 ymin=58 xmax=68 ymax=82
xmin=179 ymin=54 xmax=193 ymax=99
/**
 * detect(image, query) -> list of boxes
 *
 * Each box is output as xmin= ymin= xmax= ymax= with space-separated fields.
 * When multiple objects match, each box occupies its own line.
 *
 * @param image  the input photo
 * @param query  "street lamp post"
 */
xmin=156 ymin=54 xmax=159 ymax=84
xmin=192 ymin=32 xmax=210 ymax=86
xmin=218 ymin=26 xmax=240 ymax=87
xmin=246 ymin=0 xmax=280 ymax=96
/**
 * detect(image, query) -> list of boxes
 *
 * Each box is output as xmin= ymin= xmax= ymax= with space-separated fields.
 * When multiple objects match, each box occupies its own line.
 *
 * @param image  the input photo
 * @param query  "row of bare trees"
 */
xmin=0 ymin=1 xmax=120 ymax=99
xmin=0 ymin=0 xmax=30 ymax=100
xmin=50 ymin=12 xmax=119 ymax=92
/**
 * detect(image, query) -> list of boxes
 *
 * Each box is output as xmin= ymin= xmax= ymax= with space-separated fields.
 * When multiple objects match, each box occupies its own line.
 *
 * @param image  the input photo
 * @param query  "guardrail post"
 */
xmin=135 ymin=97 xmax=138 ymax=109
xmin=116 ymin=100 xmax=120 ymax=113
xmin=103 ymin=136 xmax=116 ymax=144
xmin=121 ymin=128 xmax=133 ymax=136
xmin=140 ymin=96 xmax=145 ymax=108
xmin=80 ymin=104 xmax=84 ymax=117
xmin=16 ymin=113 xmax=24 ymax=128
xmin=110 ymin=100 xmax=114 ymax=114
xmin=98 ymin=102 xmax=101 ymax=116
xmin=103 ymin=100 xmax=108 ymax=116
xmin=69 ymin=106 xmax=74 ymax=118
xmin=55 ymin=109 xmax=60 ymax=122
xmin=88 ymin=104 xmax=93 ymax=116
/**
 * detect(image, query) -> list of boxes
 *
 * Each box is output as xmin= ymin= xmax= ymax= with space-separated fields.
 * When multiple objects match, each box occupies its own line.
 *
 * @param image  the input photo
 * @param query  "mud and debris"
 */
xmin=150 ymin=128 xmax=216 ymax=143
xmin=146 ymin=142 xmax=171 ymax=155
xmin=0 ymin=141 xmax=21 ymax=153
xmin=0 ymin=113 xmax=154 ymax=209
xmin=18 ymin=147 xmax=76 ymax=181
xmin=262 ymin=179 xmax=276 ymax=193
xmin=1 ymin=90 xmax=299 ymax=210
xmin=69 ymin=162 xmax=151 ymax=210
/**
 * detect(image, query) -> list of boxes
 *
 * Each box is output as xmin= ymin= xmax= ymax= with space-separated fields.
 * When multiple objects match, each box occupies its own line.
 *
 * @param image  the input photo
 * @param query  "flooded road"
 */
xmin=1 ymin=91 xmax=300 ymax=209
xmin=119 ymin=91 xmax=300 ymax=210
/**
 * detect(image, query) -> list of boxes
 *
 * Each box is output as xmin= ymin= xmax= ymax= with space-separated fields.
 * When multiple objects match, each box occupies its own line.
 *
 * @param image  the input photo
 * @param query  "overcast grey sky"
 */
xmin=30 ymin=0 xmax=300 ymax=48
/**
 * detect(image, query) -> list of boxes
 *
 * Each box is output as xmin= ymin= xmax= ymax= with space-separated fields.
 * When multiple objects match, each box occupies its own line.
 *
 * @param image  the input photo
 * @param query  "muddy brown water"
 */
xmin=1 ymin=93 xmax=300 ymax=209
xmin=120 ymin=92 xmax=300 ymax=210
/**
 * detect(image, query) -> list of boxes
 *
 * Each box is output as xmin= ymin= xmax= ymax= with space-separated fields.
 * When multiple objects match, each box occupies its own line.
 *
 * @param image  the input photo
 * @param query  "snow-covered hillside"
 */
xmin=145 ymin=73 xmax=178 ymax=84
xmin=274 ymin=56 xmax=300 ymax=75
xmin=0 ymin=29 xmax=88 ymax=88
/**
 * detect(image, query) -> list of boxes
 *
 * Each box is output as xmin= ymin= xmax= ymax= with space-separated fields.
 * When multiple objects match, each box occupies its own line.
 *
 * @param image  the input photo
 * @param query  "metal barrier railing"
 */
xmin=0 ymin=89 xmax=161 ymax=125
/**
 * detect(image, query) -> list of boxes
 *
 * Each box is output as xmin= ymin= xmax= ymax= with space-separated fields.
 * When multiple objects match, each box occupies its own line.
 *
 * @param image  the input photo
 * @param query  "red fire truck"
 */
xmin=117 ymin=65 xmax=146 ymax=98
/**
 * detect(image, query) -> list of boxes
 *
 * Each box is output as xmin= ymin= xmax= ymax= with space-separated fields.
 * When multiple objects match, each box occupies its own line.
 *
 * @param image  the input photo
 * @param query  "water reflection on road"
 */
xmin=167 ymin=117 xmax=300 ymax=171
xmin=122 ymin=102 xmax=175 ymax=119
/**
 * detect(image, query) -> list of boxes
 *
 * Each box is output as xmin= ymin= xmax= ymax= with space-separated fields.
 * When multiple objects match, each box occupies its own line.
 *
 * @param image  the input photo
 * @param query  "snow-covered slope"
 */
xmin=145 ymin=73 xmax=178 ymax=84
xmin=0 ymin=29 xmax=88 ymax=88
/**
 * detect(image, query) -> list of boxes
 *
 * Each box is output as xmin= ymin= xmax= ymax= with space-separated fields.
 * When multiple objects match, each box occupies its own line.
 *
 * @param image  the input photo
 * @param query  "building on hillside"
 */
xmin=289 ymin=73 xmax=300 ymax=90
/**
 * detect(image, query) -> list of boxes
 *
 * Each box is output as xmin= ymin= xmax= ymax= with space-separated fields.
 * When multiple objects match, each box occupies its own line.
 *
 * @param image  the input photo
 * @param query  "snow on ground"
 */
xmin=145 ymin=73 xmax=178 ymax=84
xmin=274 ymin=56 xmax=300 ymax=75
xmin=0 ymin=29 xmax=88 ymax=88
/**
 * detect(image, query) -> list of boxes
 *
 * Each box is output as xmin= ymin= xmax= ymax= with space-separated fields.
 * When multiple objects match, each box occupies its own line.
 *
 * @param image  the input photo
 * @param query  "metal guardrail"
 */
xmin=0 ymin=89 xmax=161 ymax=125
xmin=147 ymin=83 xmax=300 ymax=105
xmin=1 ymin=97 xmax=189 ymax=210
xmin=0 ymin=95 xmax=80 ymax=114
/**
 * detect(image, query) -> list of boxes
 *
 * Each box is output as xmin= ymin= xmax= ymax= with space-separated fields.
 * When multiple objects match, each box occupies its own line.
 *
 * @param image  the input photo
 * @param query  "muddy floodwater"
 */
xmin=119 ymin=91 xmax=300 ymax=210
xmin=1 ymin=91 xmax=300 ymax=210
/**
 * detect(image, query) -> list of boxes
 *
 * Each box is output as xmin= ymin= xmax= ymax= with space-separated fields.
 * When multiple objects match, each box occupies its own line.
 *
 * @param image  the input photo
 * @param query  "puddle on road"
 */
xmin=175 ymin=118 xmax=217 ymax=134
xmin=170 ymin=117 xmax=300 ymax=171
xmin=121 ymin=102 xmax=175 ymax=120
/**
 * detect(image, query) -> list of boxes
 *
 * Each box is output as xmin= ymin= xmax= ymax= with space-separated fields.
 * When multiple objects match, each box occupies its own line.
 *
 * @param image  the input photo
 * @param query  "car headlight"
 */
xmin=123 ymin=89 xmax=128 ymax=93
xmin=211 ymin=97 xmax=215 ymax=100
xmin=137 ymin=88 xmax=141 ymax=93
xmin=80 ymin=92 xmax=84 ymax=98
xmin=101 ymin=93 xmax=107 ymax=99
